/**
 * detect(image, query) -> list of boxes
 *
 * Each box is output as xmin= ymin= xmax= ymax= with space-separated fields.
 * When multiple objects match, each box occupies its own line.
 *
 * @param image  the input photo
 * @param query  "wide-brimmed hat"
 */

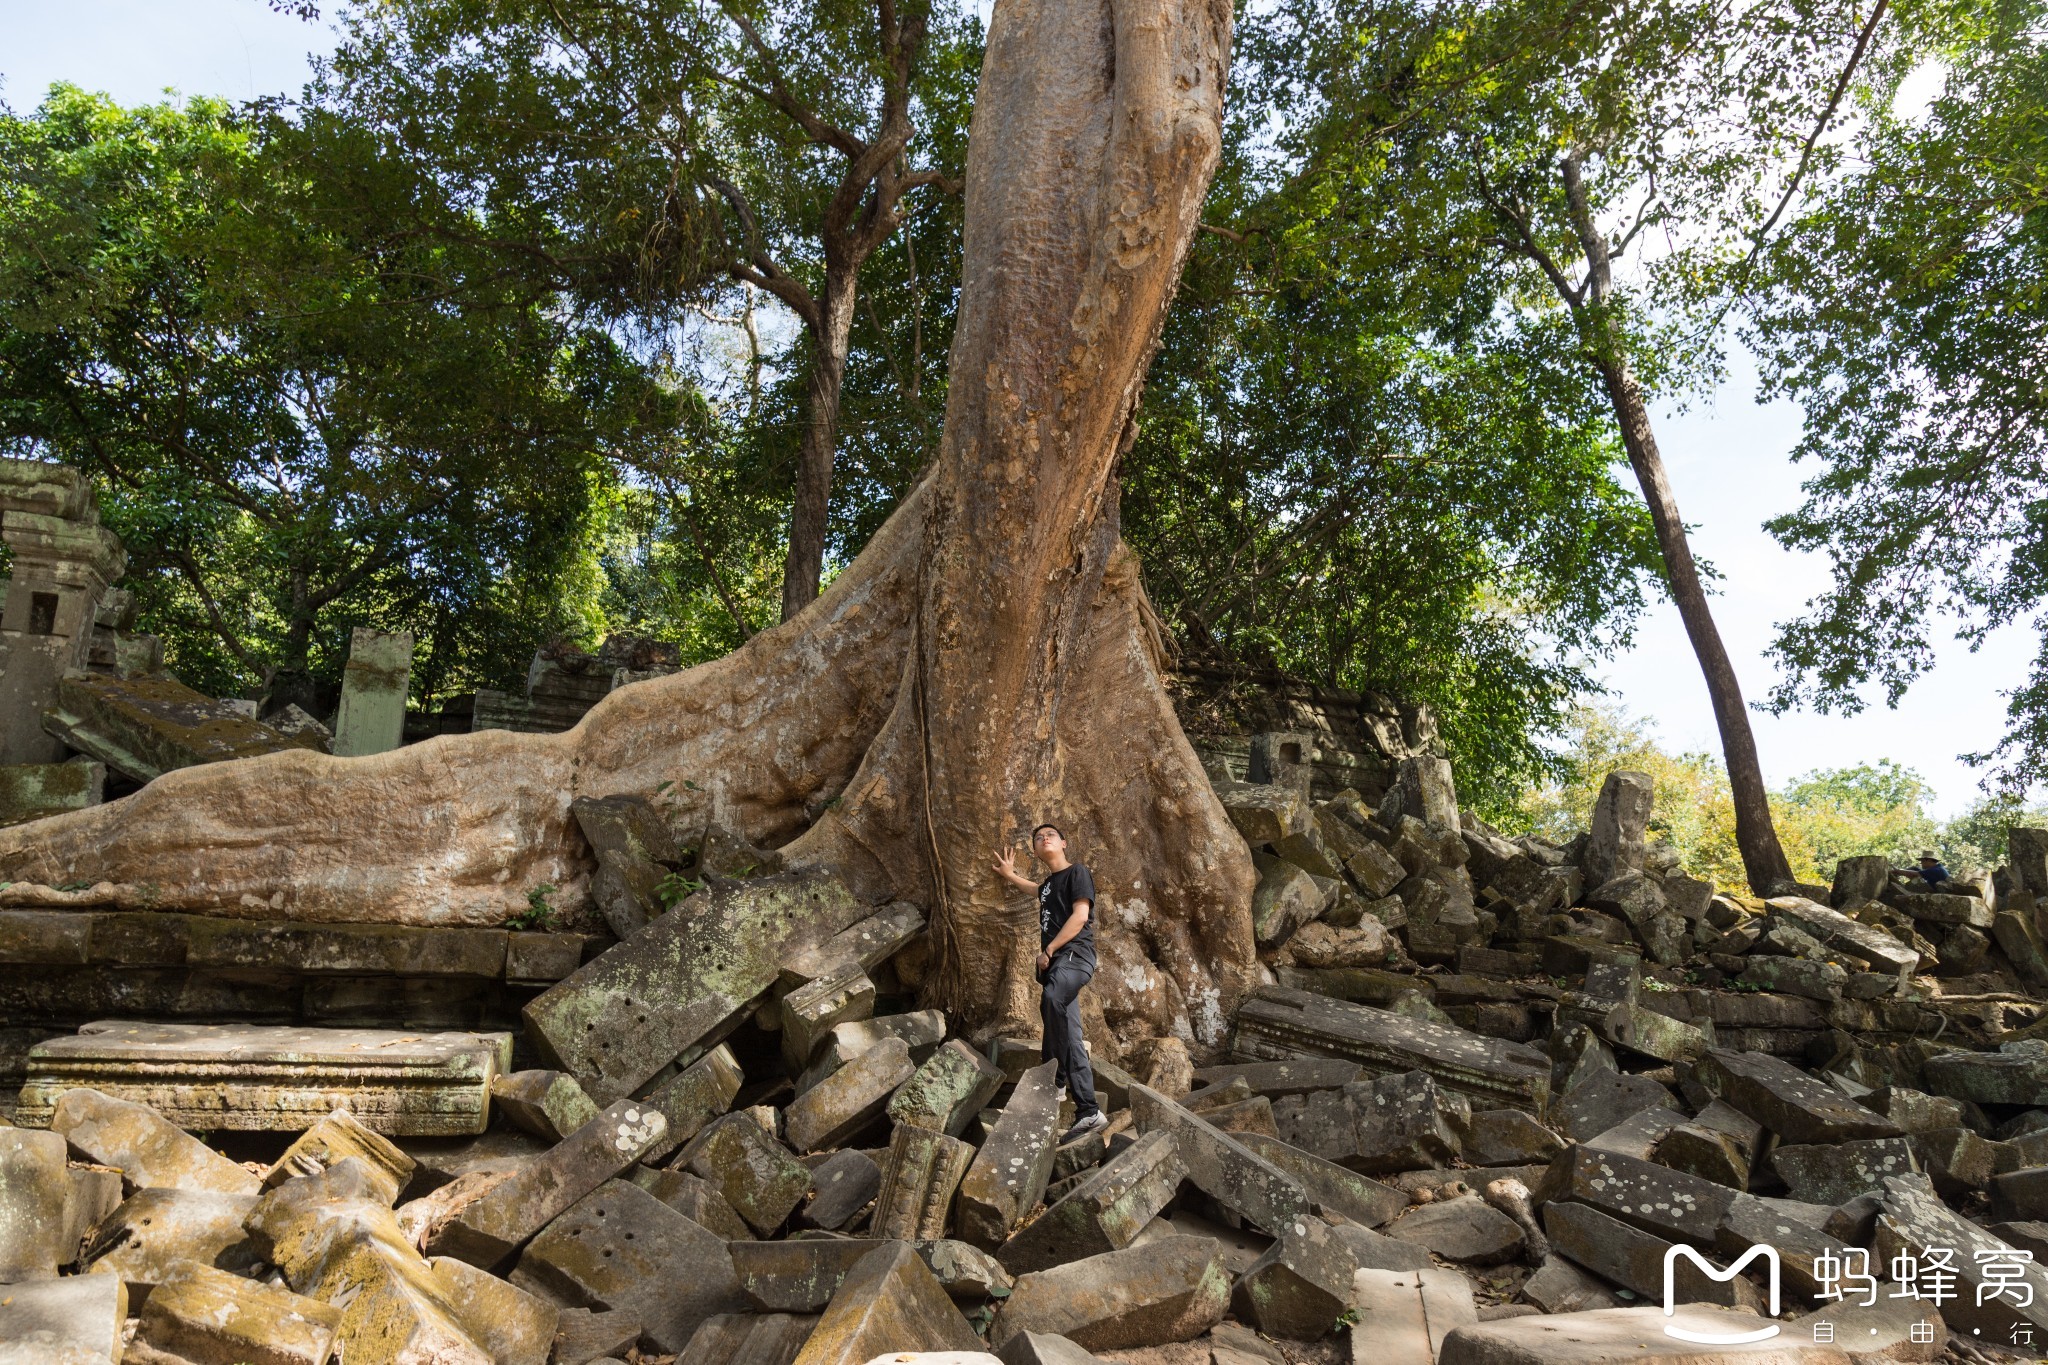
xmin=1918 ymin=850 xmax=1938 ymax=861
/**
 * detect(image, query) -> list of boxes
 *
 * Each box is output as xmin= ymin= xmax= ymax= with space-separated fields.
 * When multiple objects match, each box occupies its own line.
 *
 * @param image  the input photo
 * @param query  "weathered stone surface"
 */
xmin=1131 ymin=1082 xmax=1310 ymax=1234
xmin=1387 ymin=1193 xmax=1526 ymax=1265
xmin=1893 ymin=889 xmax=1991 ymax=927
xmin=1542 ymin=1202 xmax=1759 ymax=1309
xmin=1653 ymin=1100 xmax=1761 ymax=1190
xmin=1234 ymin=1131 xmax=1408 ymax=1227
xmin=781 ymin=901 xmax=926 ymax=986
xmin=0 ymin=1273 xmax=127 ymax=1364
xmin=1235 ymin=987 xmax=1549 ymax=1110
xmin=513 ymin=1178 xmax=743 ymax=1352
xmin=1878 ymin=1173 xmax=2048 ymax=1340
xmin=1772 ymin=1137 xmax=1918 ymax=1205
xmin=26 ymin=1024 xmax=507 ymax=1135
xmin=1738 ymin=955 xmax=1847 ymax=1001
xmin=1555 ymin=1069 xmax=1677 ymax=1143
xmin=890 ymin=1040 xmax=1005 ymax=1138
xmin=83 ymin=1187 xmax=258 ymax=1296
xmin=429 ymin=1097 xmax=666 ymax=1268
xmin=48 ymin=1086 xmax=260 ymax=1194
xmin=505 ymin=931 xmax=586 ymax=984
xmin=1349 ymin=1266 xmax=1478 ymax=1364
xmin=638 ymin=1043 xmax=743 ymax=1162
xmin=995 ymin=1234 xmax=1231 ymax=1351
xmin=396 ymin=1128 xmax=545 ymax=1194
xmin=1218 ymin=781 xmax=1310 ymax=846
xmin=1695 ymin=1047 xmax=1902 ymax=1145
xmin=1457 ymin=1110 xmax=1566 ymax=1167
xmin=1923 ymin=1042 xmax=2048 ymax=1107
xmin=1993 ymin=1164 xmax=2048 ymax=1221
xmin=1234 ymin=1219 xmax=1388 ymax=1339
xmin=732 ymin=1238 xmax=884 ymax=1311
xmin=425 ymin=1255 xmax=559 ymax=1365
xmin=872 ymin=1121 xmax=974 ymax=1240
xmin=630 ymin=1166 xmax=748 ymax=1239
xmin=44 ymin=671 xmax=319 ymax=783
xmin=1583 ymin=1105 xmax=1685 ymax=1161
xmin=1713 ymin=1193 xmax=1842 ymax=1299
xmin=1765 ymin=896 xmax=1919 ymax=975
xmin=1254 ymin=862 xmax=1329 ymax=947
xmin=787 ymin=1036 xmax=915 ymax=1153
xmin=1438 ymin=1305 xmax=1846 ymax=1364
xmin=791 ymin=1241 xmax=981 ymax=1365
xmin=782 ymin=962 xmax=877 ymax=1072
xmin=994 ymin=1331 xmax=1107 ymax=1365
xmin=797 ymin=1149 xmax=882 ymax=1232
xmin=1518 ymin=1257 xmax=1621 ymax=1314
xmin=1193 ymin=1059 xmax=1364 ymax=1096
xmin=958 ymin=1059 xmax=1063 ymax=1249
xmin=61 ymin=1165 xmax=122 ymax=1266
xmin=264 ymin=1108 xmax=416 ymax=1204
xmin=685 ymin=1112 xmax=813 ymax=1236
xmin=0 ymin=1126 xmax=69 ymax=1278
xmin=1585 ymin=770 xmax=1653 ymax=887
xmin=333 ymin=627 xmax=413 ymax=759
xmin=570 ymin=794 xmax=680 ymax=939
xmin=916 ymin=1238 xmax=1014 ymax=1300
xmin=997 ymin=1129 xmax=1185 ymax=1273
xmin=677 ymin=1312 xmax=817 ymax=1365
xmin=525 ymin=870 xmax=871 ymax=1104
xmin=1538 ymin=1146 xmax=1737 ymax=1245
xmin=127 ymin=1259 xmax=341 ymax=1365
xmin=491 ymin=1070 xmax=599 ymax=1143
xmin=553 ymin=1307 xmax=645 ymax=1365
xmin=0 ymin=761 xmax=104 ymax=829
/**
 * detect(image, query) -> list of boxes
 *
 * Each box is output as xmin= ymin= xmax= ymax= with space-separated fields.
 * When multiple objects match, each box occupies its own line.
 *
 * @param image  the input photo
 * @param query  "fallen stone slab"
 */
xmin=1234 ymin=1218 xmax=1391 ymax=1339
xmin=1923 ymin=1043 xmax=2048 ymax=1108
xmin=43 ymin=671 xmax=321 ymax=783
xmin=633 ymin=1166 xmax=750 ymax=1239
xmin=638 ymin=1043 xmax=744 ymax=1162
xmin=1457 ymin=1109 xmax=1566 ymax=1167
xmin=24 ymin=1024 xmax=509 ymax=1135
xmin=1132 ymin=1082 xmax=1311 ymax=1234
xmin=994 ymin=1332 xmax=1108 ymax=1365
xmin=126 ymin=1259 xmax=341 ymax=1365
xmin=1892 ymin=889 xmax=1991 ymax=927
xmin=1349 ymin=1266 xmax=1478 ymax=1364
xmin=733 ymin=1237 xmax=886 ymax=1312
xmin=0 ymin=1273 xmax=127 ymax=1364
xmin=1583 ymin=1106 xmax=1686 ymax=1162
xmin=491 ymin=1070 xmax=599 ymax=1143
xmin=781 ymin=961 xmax=877 ymax=1073
xmin=570 ymin=793 xmax=680 ymax=939
xmin=800 ymin=1011 xmax=948 ymax=1092
xmin=512 ymin=1178 xmax=743 ymax=1352
xmin=82 ymin=1187 xmax=259 ymax=1298
xmin=1518 ymin=1257 xmax=1621 ymax=1314
xmin=1772 ymin=1137 xmax=1918 ymax=1206
xmin=48 ymin=1087 xmax=260 ymax=1195
xmin=0 ymin=1127 xmax=70 ymax=1278
xmin=676 ymin=1312 xmax=817 ymax=1365
xmin=1714 ymin=1193 xmax=1842 ymax=1299
xmin=786 ymin=1036 xmax=915 ymax=1153
xmin=1438 ymin=1305 xmax=1847 ymax=1364
xmin=1192 ymin=1059 xmax=1364 ymax=1096
xmin=1653 ymin=1100 xmax=1761 ymax=1190
xmin=890 ymin=1040 xmax=1006 ymax=1138
xmin=781 ymin=900 xmax=927 ymax=986
xmin=996 ymin=1128 xmax=1185 ymax=1273
xmin=1542 ymin=1202 xmax=1760 ymax=1310
xmin=791 ymin=1241 xmax=982 ymax=1365
xmin=957 ymin=1060 xmax=1063 ymax=1250
xmin=525 ymin=870 xmax=873 ymax=1104
xmin=1235 ymin=1131 xmax=1409 ymax=1227
xmin=994 ymin=1233 xmax=1231 ymax=1351
xmin=1767 ymin=896 xmax=1920 ymax=975
xmin=798 ymin=1148 xmax=882 ymax=1231
xmin=1219 ymin=781 xmax=1311 ymax=845
xmin=553 ymin=1307 xmax=646 ymax=1365
xmin=1536 ymin=1146 xmax=1738 ymax=1245
xmin=396 ymin=1128 xmax=547 ymax=1194
xmin=425 ymin=1255 xmax=560 ymax=1365
xmin=1554 ymin=1069 xmax=1677 ymax=1143
xmin=1388 ymin=1193 xmax=1526 ymax=1265
xmin=263 ymin=1107 xmax=416 ymax=1204
xmin=916 ymin=1239 xmax=1014 ymax=1300
xmin=1234 ymin=986 xmax=1550 ymax=1110
xmin=1790 ymin=1298 xmax=1944 ymax=1364
xmin=428 ymin=1097 xmax=667 ymax=1268
xmin=1694 ymin=1048 xmax=1902 ymax=1145
xmin=684 ymin=1112 xmax=814 ymax=1236
xmin=872 ymin=1120 xmax=975 ymax=1240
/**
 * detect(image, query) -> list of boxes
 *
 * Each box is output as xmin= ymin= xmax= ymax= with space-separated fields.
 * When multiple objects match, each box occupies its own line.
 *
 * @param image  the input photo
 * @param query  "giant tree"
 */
xmin=324 ymin=0 xmax=979 ymax=622
xmin=0 ymin=0 xmax=1249 ymax=1043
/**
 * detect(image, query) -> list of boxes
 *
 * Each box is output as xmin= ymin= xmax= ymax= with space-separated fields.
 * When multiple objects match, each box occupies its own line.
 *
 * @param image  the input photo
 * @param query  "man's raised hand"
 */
xmin=993 ymin=847 xmax=1018 ymax=882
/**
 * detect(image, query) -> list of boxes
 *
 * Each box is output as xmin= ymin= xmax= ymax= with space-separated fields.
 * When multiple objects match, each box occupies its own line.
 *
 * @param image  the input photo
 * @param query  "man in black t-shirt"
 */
xmin=994 ymin=822 xmax=1105 ymax=1141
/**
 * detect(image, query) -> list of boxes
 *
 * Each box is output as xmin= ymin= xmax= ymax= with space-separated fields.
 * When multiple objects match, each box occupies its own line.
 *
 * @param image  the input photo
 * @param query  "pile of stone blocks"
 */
xmin=467 ymin=634 xmax=682 ymax=735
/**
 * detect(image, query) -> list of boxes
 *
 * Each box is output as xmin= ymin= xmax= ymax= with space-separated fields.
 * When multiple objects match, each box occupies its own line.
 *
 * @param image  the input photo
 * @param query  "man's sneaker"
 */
xmin=1060 ymin=1111 xmax=1108 ymax=1144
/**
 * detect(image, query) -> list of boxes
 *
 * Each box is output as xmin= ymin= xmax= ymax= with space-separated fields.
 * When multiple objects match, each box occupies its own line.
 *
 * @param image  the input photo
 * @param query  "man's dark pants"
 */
xmin=1039 ymin=951 xmax=1099 ymax=1119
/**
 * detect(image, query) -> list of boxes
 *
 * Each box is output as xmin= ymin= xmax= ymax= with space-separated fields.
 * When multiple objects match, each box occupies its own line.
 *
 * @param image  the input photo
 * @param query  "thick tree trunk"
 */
xmin=1597 ymin=354 xmax=1796 ymax=895
xmin=0 ymin=0 xmax=1252 ymax=1050
xmin=779 ymin=271 xmax=859 ymax=623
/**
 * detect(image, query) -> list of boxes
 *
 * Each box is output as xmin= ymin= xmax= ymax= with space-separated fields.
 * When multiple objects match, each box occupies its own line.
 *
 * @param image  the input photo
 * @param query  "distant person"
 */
xmin=993 ymin=822 xmax=1106 ymax=1143
xmin=1892 ymin=850 xmax=1951 ymax=888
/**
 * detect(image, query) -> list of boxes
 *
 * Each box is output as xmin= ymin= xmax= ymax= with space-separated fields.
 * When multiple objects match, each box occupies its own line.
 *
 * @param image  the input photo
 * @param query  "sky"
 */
xmin=5 ymin=0 xmax=2035 ymax=818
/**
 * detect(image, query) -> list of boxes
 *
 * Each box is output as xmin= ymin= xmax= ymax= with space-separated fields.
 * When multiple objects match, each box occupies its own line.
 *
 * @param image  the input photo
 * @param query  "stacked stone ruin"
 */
xmin=12 ymin=755 xmax=2048 ymax=1363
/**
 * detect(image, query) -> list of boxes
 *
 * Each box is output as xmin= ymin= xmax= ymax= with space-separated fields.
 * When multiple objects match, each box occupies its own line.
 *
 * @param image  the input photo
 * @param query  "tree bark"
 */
xmin=1595 ymin=353 xmax=1796 ymax=894
xmin=779 ymin=270 xmax=858 ymax=623
xmin=0 ymin=0 xmax=1252 ymax=1050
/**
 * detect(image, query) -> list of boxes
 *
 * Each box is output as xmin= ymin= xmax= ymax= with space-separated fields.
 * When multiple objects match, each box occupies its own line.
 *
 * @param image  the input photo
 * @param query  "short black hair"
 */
xmin=1031 ymin=823 xmax=1063 ymax=840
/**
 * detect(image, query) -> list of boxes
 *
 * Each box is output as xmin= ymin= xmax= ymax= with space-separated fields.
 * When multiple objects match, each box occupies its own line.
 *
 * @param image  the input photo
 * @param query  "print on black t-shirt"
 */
xmin=1037 ymin=863 xmax=1098 ymax=962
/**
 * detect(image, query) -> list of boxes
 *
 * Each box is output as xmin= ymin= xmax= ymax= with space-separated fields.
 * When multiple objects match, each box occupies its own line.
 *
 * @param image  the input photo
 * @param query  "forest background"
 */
xmin=2 ymin=0 xmax=2045 ymax=887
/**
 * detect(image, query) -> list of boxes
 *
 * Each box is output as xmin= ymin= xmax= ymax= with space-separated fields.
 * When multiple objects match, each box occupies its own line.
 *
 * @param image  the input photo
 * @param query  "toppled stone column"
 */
xmin=1584 ymin=769 xmax=1653 ymax=886
xmin=332 ymin=627 xmax=413 ymax=758
xmin=957 ymin=1059 xmax=1064 ymax=1249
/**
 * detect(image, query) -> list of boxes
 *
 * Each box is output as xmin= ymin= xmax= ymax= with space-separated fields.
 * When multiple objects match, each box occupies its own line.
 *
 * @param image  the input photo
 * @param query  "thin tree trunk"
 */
xmin=1597 ymin=353 xmax=1795 ymax=893
xmin=780 ymin=271 xmax=859 ymax=622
